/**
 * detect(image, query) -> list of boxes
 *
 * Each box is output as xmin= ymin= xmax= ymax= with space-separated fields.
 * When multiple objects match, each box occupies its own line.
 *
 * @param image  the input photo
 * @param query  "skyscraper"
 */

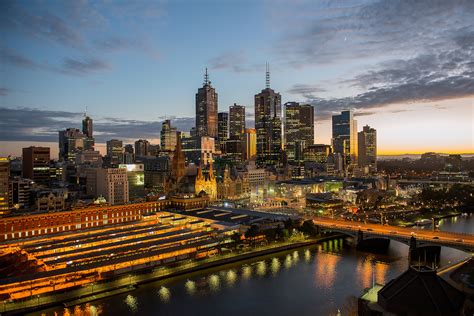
xmin=170 ymin=132 xmax=186 ymax=187
xmin=135 ymin=139 xmax=150 ymax=157
xmin=332 ymin=110 xmax=358 ymax=168
xmin=243 ymin=128 xmax=257 ymax=161
xmin=284 ymin=102 xmax=314 ymax=162
xmin=255 ymin=63 xmax=282 ymax=166
xmin=358 ymin=125 xmax=377 ymax=171
xmin=160 ymin=120 xmax=177 ymax=151
xmin=96 ymin=168 xmax=129 ymax=205
xmin=0 ymin=158 xmax=9 ymax=212
xmin=217 ymin=112 xmax=228 ymax=152
xmin=22 ymin=146 xmax=51 ymax=185
xmin=106 ymin=139 xmax=124 ymax=165
xmin=82 ymin=113 xmax=95 ymax=150
xmin=229 ymin=104 xmax=246 ymax=139
xmin=196 ymin=68 xmax=218 ymax=138
xmin=59 ymin=128 xmax=85 ymax=162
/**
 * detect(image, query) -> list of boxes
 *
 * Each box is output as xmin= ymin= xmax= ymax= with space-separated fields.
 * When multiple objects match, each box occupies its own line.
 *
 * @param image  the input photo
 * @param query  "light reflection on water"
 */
xmin=304 ymin=249 xmax=311 ymax=262
xmin=185 ymin=279 xmax=196 ymax=295
xmin=256 ymin=260 xmax=267 ymax=276
xmin=125 ymin=294 xmax=138 ymax=312
xmin=158 ymin=286 xmax=170 ymax=303
xmin=270 ymin=257 xmax=281 ymax=275
xmin=284 ymin=254 xmax=292 ymax=269
xmin=242 ymin=265 xmax=252 ymax=279
xmin=208 ymin=274 xmax=220 ymax=292
xmin=225 ymin=270 xmax=237 ymax=286
xmin=314 ymin=252 xmax=341 ymax=290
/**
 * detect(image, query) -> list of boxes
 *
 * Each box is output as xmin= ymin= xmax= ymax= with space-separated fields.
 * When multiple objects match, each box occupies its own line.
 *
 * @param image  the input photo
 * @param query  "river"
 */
xmin=32 ymin=214 xmax=472 ymax=316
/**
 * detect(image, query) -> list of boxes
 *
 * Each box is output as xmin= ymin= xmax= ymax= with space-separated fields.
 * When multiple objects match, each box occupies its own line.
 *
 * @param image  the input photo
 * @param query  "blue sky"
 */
xmin=1 ymin=0 xmax=473 ymax=156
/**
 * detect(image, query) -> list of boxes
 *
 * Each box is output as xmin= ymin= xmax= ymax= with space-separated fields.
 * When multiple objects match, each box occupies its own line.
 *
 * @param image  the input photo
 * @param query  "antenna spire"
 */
xmin=84 ymin=106 xmax=87 ymax=117
xmin=204 ymin=67 xmax=210 ymax=85
xmin=265 ymin=62 xmax=270 ymax=88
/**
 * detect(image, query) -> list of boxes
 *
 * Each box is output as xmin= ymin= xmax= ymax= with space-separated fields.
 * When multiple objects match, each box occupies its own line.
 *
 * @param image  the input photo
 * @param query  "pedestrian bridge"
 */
xmin=312 ymin=217 xmax=474 ymax=253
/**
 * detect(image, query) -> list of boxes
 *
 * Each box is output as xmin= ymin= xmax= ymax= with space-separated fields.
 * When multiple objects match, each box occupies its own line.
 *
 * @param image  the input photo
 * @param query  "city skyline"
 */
xmin=1 ymin=0 xmax=473 ymax=157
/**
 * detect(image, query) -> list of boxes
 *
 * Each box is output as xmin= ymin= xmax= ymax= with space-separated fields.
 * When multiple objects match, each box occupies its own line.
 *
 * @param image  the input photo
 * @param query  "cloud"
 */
xmin=308 ymin=71 xmax=474 ymax=120
xmin=208 ymin=51 xmax=260 ymax=73
xmin=0 ymin=47 xmax=38 ymax=69
xmin=0 ymin=0 xmax=163 ymax=76
xmin=0 ymin=1 xmax=83 ymax=47
xmin=0 ymin=46 xmax=111 ymax=77
xmin=0 ymin=107 xmax=194 ymax=143
xmin=272 ymin=0 xmax=474 ymax=66
xmin=287 ymin=84 xmax=326 ymax=99
xmin=280 ymin=6 xmax=474 ymax=120
xmin=60 ymin=57 xmax=111 ymax=75
xmin=0 ymin=88 xmax=9 ymax=96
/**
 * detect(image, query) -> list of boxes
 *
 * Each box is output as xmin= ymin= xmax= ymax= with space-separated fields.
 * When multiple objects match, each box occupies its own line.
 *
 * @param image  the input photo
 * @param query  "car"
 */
xmin=367 ymin=228 xmax=373 ymax=231
xmin=389 ymin=231 xmax=397 ymax=234
xmin=432 ymin=236 xmax=439 ymax=239
xmin=455 ymin=239 xmax=464 ymax=242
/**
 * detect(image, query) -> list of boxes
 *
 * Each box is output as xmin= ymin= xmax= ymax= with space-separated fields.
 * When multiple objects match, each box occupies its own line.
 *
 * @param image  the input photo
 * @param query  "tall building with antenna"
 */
xmin=196 ymin=68 xmax=218 ymax=138
xmin=82 ymin=108 xmax=95 ymax=150
xmin=254 ymin=63 xmax=282 ymax=166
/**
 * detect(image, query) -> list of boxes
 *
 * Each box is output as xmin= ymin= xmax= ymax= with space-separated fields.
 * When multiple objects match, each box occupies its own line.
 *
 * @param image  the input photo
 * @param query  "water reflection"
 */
xmin=284 ymin=254 xmax=293 ymax=269
xmin=256 ymin=260 xmax=267 ymax=276
xmin=356 ymin=257 xmax=374 ymax=289
xmin=304 ymin=249 xmax=311 ymax=262
xmin=242 ymin=265 xmax=252 ymax=279
xmin=271 ymin=257 xmax=281 ymax=275
xmin=355 ymin=256 xmax=391 ymax=288
xmin=314 ymin=253 xmax=340 ymax=290
xmin=292 ymin=250 xmax=299 ymax=263
xmin=185 ymin=279 xmax=196 ymax=295
xmin=209 ymin=274 xmax=220 ymax=291
xmin=158 ymin=286 xmax=171 ymax=303
xmin=226 ymin=270 xmax=237 ymax=286
xmin=125 ymin=294 xmax=139 ymax=312
xmin=62 ymin=303 xmax=101 ymax=316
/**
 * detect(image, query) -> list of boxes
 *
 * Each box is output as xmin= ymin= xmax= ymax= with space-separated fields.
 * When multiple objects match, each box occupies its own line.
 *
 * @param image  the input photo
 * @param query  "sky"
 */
xmin=0 ymin=0 xmax=473 ymax=158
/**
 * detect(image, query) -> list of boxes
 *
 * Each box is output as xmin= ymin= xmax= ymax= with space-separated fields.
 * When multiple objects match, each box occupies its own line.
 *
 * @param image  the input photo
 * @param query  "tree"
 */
xmin=245 ymin=224 xmax=260 ymax=239
xmin=300 ymin=220 xmax=318 ymax=236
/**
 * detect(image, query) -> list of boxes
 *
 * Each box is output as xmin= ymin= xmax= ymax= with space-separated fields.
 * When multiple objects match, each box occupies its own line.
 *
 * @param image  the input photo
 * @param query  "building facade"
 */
xmin=358 ymin=125 xmax=377 ymax=171
xmin=332 ymin=110 xmax=358 ymax=169
xmin=0 ymin=158 xmax=9 ymax=213
xmin=194 ymin=162 xmax=217 ymax=200
xmin=10 ymin=177 xmax=32 ymax=210
xmin=284 ymin=102 xmax=314 ymax=162
xmin=196 ymin=68 xmax=218 ymax=138
xmin=243 ymin=128 xmax=257 ymax=161
xmin=59 ymin=128 xmax=85 ymax=162
xmin=160 ymin=120 xmax=177 ymax=151
xmin=119 ymin=164 xmax=145 ymax=200
xmin=217 ymin=112 xmax=228 ymax=152
xmin=255 ymin=64 xmax=282 ymax=166
xmin=229 ymin=104 xmax=246 ymax=139
xmin=134 ymin=139 xmax=150 ymax=157
xmin=22 ymin=146 xmax=51 ymax=185
xmin=106 ymin=139 xmax=124 ymax=165
xmin=82 ymin=114 xmax=95 ymax=150
xmin=96 ymin=168 xmax=129 ymax=205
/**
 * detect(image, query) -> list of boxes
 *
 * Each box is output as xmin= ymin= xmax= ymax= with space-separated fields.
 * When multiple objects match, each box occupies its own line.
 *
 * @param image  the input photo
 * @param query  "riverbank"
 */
xmin=3 ymin=234 xmax=342 ymax=315
xmin=395 ymin=211 xmax=463 ymax=227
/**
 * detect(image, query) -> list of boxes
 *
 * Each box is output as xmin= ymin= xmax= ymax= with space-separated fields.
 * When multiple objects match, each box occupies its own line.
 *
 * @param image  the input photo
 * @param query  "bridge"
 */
xmin=312 ymin=217 xmax=474 ymax=253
